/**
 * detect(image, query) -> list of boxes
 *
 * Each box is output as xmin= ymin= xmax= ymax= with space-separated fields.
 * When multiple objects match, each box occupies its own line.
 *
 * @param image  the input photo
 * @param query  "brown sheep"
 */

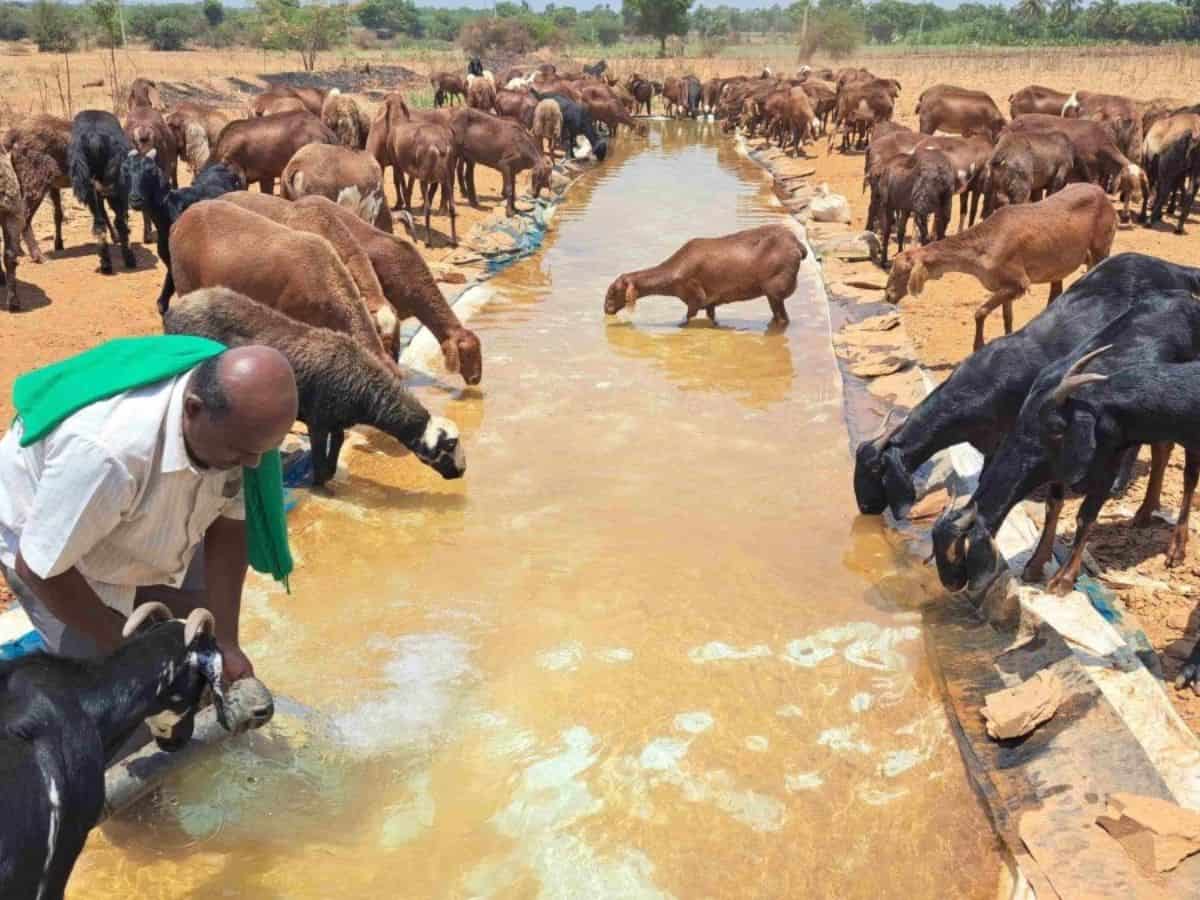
xmin=984 ymin=131 xmax=1075 ymax=213
xmin=431 ymin=72 xmax=467 ymax=107
xmin=170 ymin=199 xmax=392 ymax=365
xmin=876 ymin=148 xmax=956 ymax=266
xmin=227 ymin=192 xmax=483 ymax=385
xmin=1007 ymin=113 xmax=1147 ymax=219
xmin=586 ymin=94 xmax=647 ymax=140
xmin=452 ymin=108 xmax=552 ymax=218
xmin=495 ymin=89 xmax=537 ymax=128
xmin=1008 ymin=85 xmax=1071 ymax=118
xmin=165 ymin=102 xmax=231 ymax=173
xmin=396 ymin=123 xmax=458 ymax=248
xmin=208 ymin=110 xmax=338 ymax=194
xmin=124 ymin=105 xmax=180 ymax=243
xmin=0 ymin=149 xmax=25 ymax=311
xmin=321 ymin=89 xmax=371 ymax=150
xmin=219 ymin=191 xmax=399 ymax=354
xmin=603 ymin=224 xmax=807 ymax=327
xmin=532 ymin=99 xmax=563 ymax=162
xmin=127 ymin=77 xmax=163 ymax=111
xmin=281 ymin=143 xmax=392 ymax=233
xmin=918 ymin=90 xmax=1005 ymax=141
xmin=252 ymin=85 xmax=326 ymax=117
xmin=467 ymin=76 xmax=498 ymax=114
xmin=1062 ymin=90 xmax=1143 ymax=162
xmin=884 ymin=183 xmax=1116 ymax=350
xmin=2 ymin=115 xmax=70 ymax=263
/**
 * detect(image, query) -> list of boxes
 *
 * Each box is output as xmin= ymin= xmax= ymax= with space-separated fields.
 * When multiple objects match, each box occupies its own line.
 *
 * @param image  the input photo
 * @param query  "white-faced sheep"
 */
xmin=165 ymin=288 xmax=466 ymax=485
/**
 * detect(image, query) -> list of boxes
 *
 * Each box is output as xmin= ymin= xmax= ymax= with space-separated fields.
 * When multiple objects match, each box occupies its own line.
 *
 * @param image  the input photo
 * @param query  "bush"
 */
xmin=458 ymin=16 xmax=533 ymax=55
xmin=30 ymin=0 xmax=76 ymax=51
xmin=804 ymin=8 xmax=863 ymax=59
xmin=203 ymin=0 xmax=224 ymax=28
xmin=152 ymin=15 xmax=189 ymax=50
xmin=596 ymin=19 xmax=622 ymax=45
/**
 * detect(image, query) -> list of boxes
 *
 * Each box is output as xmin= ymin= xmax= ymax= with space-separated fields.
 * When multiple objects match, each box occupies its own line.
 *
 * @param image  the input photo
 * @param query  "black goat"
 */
xmin=68 ymin=110 xmax=136 ymax=275
xmin=0 ymin=603 xmax=228 ymax=900
xmin=854 ymin=253 xmax=1200 ymax=521
xmin=684 ymin=76 xmax=702 ymax=118
xmin=933 ymin=289 xmax=1200 ymax=597
xmin=532 ymin=91 xmax=608 ymax=162
xmin=584 ymin=59 xmax=607 ymax=78
xmin=121 ymin=150 xmax=244 ymax=314
xmin=1041 ymin=357 xmax=1200 ymax=690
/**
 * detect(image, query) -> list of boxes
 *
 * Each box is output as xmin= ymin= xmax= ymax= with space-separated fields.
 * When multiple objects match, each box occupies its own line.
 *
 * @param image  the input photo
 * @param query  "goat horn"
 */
xmin=957 ymin=506 xmax=977 ymax=530
xmin=1051 ymin=344 xmax=1113 ymax=406
xmin=872 ymin=408 xmax=904 ymax=448
xmin=184 ymin=608 xmax=216 ymax=645
xmin=123 ymin=601 xmax=173 ymax=638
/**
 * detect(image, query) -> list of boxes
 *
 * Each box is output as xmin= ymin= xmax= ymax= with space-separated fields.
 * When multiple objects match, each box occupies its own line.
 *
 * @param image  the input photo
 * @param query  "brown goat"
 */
xmin=227 ymin=192 xmax=482 ymax=384
xmin=321 ymin=89 xmax=371 ymax=150
xmin=604 ymin=224 xmax=806 ymax=326
xmin=532 ymin=99 xmax=563 ymax=161
xmin=2 ymin=115 xmax=70 ymax=263
xmin=165 ymin=102 xmax=231 ymax=173
xmin=431 ymin=72 xmax=467 ymax=107
xmin=467 ymin=77 xmax=498 ymax=114
xmin=281 ymin=143 xmax=392 ymax=233
xmin=209 ymin=110 xmax=338 ymax=194
xmin=1008 ymin=84 xmax=1071 ymax=118
xmin=586 ymin=95 xmax=647 ymax=140
xmin=220 ymin=191 xmax=399 ymax=355
xmin=884 ymin=183 xmax=1115 ymax=350
xmin=1063 ymin=90 xmax=1143 ymax=161
xmin=127 ymin=78 xmax=163 ymax=111
xmin=171 ymin=199 xmax=391 ymax=364
xmin=451 ymin=108 xmax=552 ymax=218
xmin=913 ymin=134 xmax=994 ymax=229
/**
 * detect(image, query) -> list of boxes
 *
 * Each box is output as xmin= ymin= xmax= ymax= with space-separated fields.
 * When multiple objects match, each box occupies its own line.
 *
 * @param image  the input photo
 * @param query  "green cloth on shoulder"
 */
xmin=12 ymin=335 xmax=293 ymax=586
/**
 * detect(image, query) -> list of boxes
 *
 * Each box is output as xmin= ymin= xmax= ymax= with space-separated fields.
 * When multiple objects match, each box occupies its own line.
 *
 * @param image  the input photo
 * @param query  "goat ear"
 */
xmin=440 ymin=338 xmax=461 ymax=374
xmin=127 ymin=149 xmax=138 ymax=158
xmin=147 ymin=148 xmax=158 ymax=161
xmin=123 ymin=601 xmax=173 ymax=638
xmin=908 ymin=259 xmax=928 ymax=296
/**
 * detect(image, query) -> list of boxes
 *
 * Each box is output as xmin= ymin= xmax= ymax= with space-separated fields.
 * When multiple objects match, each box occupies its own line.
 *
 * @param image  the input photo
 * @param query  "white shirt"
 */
xmin=0 ymin=370 xmax=244 ymax=615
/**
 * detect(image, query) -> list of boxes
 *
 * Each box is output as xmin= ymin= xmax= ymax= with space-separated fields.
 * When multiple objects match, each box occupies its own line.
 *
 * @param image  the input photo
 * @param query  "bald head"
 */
xmin=184 ymin=346 xmax=298 ymax=471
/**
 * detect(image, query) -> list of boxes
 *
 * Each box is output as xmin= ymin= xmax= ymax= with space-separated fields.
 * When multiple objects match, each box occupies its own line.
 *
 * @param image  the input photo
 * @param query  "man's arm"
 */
xmin=203 ymin=514 xmax=253 ymax=681
xmin=14 ymin=552 xmax=125 ymax=653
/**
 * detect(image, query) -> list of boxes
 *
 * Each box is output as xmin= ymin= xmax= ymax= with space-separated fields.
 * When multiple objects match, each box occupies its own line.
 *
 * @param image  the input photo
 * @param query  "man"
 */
xmin=0 ymin=346 xmax=298 ymax=681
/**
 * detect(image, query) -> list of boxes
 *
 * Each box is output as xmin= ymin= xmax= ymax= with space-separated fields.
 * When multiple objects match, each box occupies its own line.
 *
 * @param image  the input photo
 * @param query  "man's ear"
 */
xmin=184 ymin=394 xmax=203 ymax=419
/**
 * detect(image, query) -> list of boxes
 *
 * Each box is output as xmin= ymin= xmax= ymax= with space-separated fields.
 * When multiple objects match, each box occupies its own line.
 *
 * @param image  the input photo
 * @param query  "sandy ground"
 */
xmin=744 ymin=65 xmax=1200 ymax=730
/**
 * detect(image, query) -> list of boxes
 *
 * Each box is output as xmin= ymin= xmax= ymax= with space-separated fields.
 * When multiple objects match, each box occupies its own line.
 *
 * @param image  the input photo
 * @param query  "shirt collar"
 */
xmin=162 ymin=372 xmax=200 ymax=475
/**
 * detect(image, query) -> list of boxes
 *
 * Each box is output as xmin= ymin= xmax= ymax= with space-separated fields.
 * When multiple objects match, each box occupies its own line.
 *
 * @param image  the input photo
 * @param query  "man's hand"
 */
xmin=221 ymin=642 xmax=255 ymax=682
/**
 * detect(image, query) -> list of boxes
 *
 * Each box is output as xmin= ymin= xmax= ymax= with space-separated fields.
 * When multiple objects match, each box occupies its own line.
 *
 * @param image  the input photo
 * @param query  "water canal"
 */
xmin=72 ymin=119 xmax=1002 ymax=899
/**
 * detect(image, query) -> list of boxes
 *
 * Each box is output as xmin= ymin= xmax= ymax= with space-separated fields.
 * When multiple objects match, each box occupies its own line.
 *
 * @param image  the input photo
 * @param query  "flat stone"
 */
xmin=848 ymin=312 xmax=899 ymax=332
xmin=435 ymin=269 xmax=468 ymax=285
xmin=814 ymin=231 xmax=880 ymax=262
xmin=844 ymin=278 xmax=886 ymax=292
xmin=849 ymin=356 xmax=910 ymax=378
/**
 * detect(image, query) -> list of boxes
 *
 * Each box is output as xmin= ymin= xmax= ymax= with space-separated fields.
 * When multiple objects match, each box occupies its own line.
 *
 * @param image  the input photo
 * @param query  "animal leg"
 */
xmin=424 ymin=178 xmax=435 ymax=247
xmin=705 ymin=304 xmax=717 ymax=324
xmin=1046 ymin=490 xmax=1106 ymax=596
xmin=110 ymin=195 xmax=136 ymax=270
xmin=50 ymin=187 xmax=64 ymax=252
xmin=21 ymin=218 xmax=45 ymax=264
xmin=260 ymin=177 xmax=275 ymax=195
xmin=896 ymin=210 xmax=911 ymax=252
xmin=392 ymin=167 xmax=407 ymax=211
xmin=1166 ymin=450 xmax=1199 ymax=567
xmin=2 ymin=215 xmax=18 ymax=311
xmin=142 ymin=208 xmax=154 ymax=245
xmin=767 ymin=294 xmax=789 ymax=325
xmin=973 ymin=287 xmax=1022 ymax=352
xmin=1023 ymin=483 xmax=1065 ymax=582
xmin=1002 ymin=299 xmax=1013 ymax=336
xmin=1133 ymin=442 xmax=1172 ymax=526
xmin=90 ymin=192 xmax=114 ymax=276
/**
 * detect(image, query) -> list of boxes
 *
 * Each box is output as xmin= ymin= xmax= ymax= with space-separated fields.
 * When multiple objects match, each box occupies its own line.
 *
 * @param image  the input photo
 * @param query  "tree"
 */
xmin=257 ymin=0 xmax=347 ymax=71
xmin=153 ymin=15 xmax=189 ymax=49
xmin=30 ymin=0 xmax=76 ymax=51
xmin=625 ymin=0 xmax=693 ymax=56
xmin=0 ymin=5 xmax=30 ymax=41
xmin=596 ymin=18 xmax=622 ymax=44
xmin=203 ymin=0 xmax=225 ymax=28
xmin=89 ymin=0 xmax=123 ymax=48
xmin=1014 ymin=0 xmax=1046 ymax=21
xmin=358 ymin=0 xmax=418 ymax=35
xmin=802 ymin=7 xmax=862 ymax=57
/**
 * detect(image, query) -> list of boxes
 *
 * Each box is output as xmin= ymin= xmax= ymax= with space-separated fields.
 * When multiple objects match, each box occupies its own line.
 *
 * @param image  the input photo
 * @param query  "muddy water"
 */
xmin=72 ymin=120 xmax=1001 ymax=899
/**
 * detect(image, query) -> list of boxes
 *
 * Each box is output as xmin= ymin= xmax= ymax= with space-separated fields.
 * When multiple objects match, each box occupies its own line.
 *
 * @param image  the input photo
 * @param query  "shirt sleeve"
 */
xmin=18 ymin=433 xmax=136 ymax=579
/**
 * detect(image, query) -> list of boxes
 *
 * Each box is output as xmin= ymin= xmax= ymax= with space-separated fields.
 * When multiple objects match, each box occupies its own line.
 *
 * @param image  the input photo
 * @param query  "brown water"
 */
xmin=71 ymin=120 xmax=1001 ymax=899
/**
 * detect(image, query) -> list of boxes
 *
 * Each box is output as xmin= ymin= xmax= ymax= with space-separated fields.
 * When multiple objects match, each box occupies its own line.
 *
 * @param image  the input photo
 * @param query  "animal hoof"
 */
xmin=123 ymin=253 xmax=138 ymax=270
xmin=1176 ymin=664 xmax=1200 ymax=694
xmin=1045 ymin=574 xmax=1074 ymax=596
xmin=100 ymin=262 xmax=114 ymax=275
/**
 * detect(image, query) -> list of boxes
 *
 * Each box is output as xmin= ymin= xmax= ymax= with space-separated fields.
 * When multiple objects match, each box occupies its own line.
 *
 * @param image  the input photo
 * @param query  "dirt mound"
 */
xmin=157 ymin=80 xmax=234 ymax=106
xmin=260 ymin=64 xmax=424 ymax=96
